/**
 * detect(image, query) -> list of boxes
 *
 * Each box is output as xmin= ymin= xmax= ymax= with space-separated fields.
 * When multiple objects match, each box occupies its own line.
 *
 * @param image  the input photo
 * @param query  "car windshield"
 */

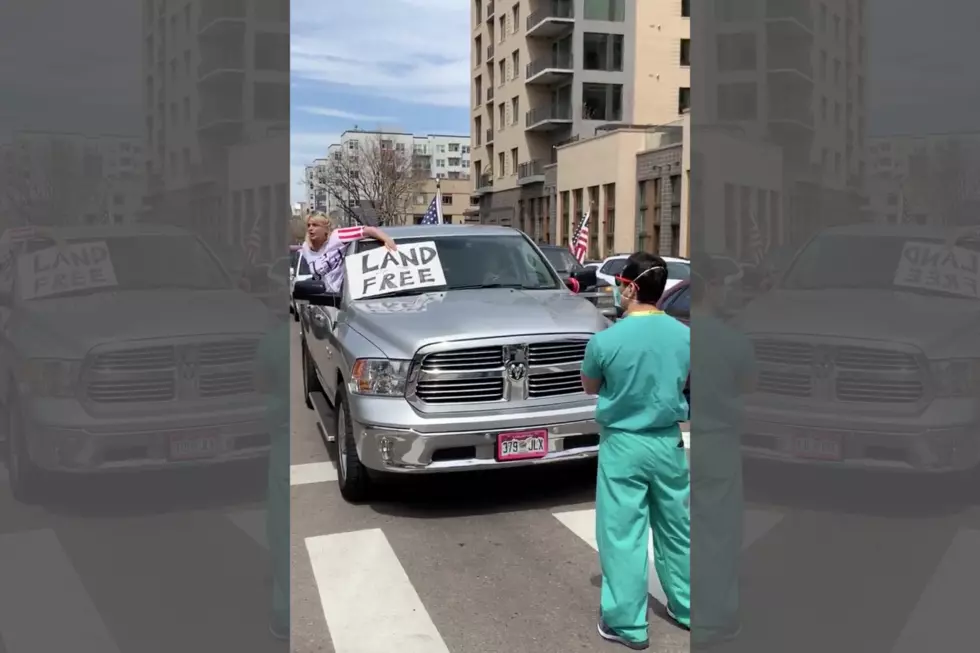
xmin=356 ymin=234 xmax=561 ymax=297
xmin=667 ymin=260 xmax=691 ymax=280
xmin=781 ymin=234 xmax=980 ymax=299
xmin=13 ymin=234 xmax=233 ymax=301
xmin=599 ymin=258 xmax=627 ymax=276
xmin=540 ymin=247 xmax=579 ymax=275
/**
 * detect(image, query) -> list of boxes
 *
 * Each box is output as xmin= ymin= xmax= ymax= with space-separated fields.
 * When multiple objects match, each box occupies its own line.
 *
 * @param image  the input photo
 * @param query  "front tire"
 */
xmin=334 ymin=386 xmax=372 ymax=503
xmin=5 ymin=394 xmax=47 ymax=505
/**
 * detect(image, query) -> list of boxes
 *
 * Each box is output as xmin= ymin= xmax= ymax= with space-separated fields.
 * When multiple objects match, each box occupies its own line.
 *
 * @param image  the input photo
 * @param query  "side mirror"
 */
xmin=292 ymin=279 xmax=340 ymax=307
xmin=568 ymin=267 xmax=598 ymax=291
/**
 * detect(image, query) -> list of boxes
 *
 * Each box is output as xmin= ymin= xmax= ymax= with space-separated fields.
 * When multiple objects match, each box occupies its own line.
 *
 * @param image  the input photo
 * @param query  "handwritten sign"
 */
xmin=17 ymin=241 xmax=119 ymax=300
xmin=893 ymin=241 xmax=980 ymax=299
xmin=345 ymin=241 xmax=446 ymax=300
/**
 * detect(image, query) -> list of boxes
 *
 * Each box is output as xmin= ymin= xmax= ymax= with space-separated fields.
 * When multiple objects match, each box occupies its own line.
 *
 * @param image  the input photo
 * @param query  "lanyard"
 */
xmin=627 ymin=309 xmax=663 ymax=317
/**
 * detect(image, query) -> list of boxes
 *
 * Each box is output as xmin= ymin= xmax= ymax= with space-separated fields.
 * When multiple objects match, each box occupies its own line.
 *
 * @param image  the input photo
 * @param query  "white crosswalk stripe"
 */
xmin=291 ymin=461 xmax=339 ymax=485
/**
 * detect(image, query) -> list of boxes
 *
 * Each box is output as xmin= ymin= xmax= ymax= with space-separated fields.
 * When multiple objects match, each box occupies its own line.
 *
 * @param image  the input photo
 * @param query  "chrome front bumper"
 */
xmin=23 ymin=408 xmax=270 ymax=473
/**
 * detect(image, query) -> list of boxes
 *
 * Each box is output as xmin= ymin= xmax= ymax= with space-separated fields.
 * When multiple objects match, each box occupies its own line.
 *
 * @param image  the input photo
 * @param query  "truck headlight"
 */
xmin=929 ymin=358 xmax=980 ymax=397
xmin=349 ymin=358 xmax=410 ymax=396
xmin=22 ymin=358 xmax=81 ymax=398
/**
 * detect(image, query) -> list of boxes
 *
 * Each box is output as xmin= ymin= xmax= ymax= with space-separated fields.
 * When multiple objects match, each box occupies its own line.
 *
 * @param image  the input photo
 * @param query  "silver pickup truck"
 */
xmin=295 ymin=224 xmax=609 ymax=501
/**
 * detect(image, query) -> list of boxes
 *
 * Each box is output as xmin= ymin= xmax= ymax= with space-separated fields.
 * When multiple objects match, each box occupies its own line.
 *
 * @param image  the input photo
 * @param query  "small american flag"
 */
xmin=245 ymin=214 xmax=263 ymax=264
xmin=420 ymin=182 xmax=444 ymax=225
xmin=569 ymin=207 xmax=591 ymax=264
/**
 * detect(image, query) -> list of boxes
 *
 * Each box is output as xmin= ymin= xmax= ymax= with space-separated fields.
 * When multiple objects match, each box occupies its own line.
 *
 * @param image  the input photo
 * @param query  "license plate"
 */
xmin=496 ymin=429 xmax=548 ymax=461
xmin=170 ymin=435 xmax=218 ymax=460
xmin=791 ymin=434 xmax=842 ymax=460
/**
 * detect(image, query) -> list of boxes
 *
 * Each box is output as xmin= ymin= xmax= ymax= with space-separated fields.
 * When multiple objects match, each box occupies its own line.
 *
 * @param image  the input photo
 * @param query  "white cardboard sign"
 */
xmin=345 ymin=241 xmax=446 ymax=300
xmin=893 ymin=241 xmax=980 ymax=299
xmin=17 ymin=241 xmax=119 ymax=300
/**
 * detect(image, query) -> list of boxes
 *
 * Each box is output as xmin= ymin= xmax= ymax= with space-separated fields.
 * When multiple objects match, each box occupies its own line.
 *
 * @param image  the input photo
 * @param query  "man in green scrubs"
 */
xmin=581 ymin=252 xmax=691 ymax=650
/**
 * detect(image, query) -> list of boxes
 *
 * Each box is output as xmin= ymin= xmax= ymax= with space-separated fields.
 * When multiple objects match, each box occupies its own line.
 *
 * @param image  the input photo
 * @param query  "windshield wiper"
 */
xmin=359 ymin=288 xmax=435 ymax=300
xmin=451 ymin=283 xmax=549 ymax=290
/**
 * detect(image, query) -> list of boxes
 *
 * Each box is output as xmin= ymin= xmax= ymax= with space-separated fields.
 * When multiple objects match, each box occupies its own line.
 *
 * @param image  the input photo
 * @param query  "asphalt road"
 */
xmin=289 ymin=325 xmax=980 ymax=653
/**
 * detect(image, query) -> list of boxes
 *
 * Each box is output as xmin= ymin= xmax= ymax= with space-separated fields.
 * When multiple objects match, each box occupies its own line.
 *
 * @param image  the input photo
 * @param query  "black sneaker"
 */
xmin=597 ymin=619 xmax=650 ymax=650
xmin=665 ymin=605 xmax=691 ymax=631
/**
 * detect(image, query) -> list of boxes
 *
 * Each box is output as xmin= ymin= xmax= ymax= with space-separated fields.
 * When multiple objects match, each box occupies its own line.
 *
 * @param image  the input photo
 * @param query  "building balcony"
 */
xmin=198 ymin=105 xmax=244 ymax=145
xmin=199 ymin=0 xmax=247 ymax=36
xmin=525 ymin=53 xmax=574 ymax=85
xmin=198 ymin=54 xmax=246 ymax=81
xmin=517 ymin=160 xmax=546 ymax=185
xmin=486 ymin=87 xmax=494 ymax=103
xmin=487 ymin=0 xmax=494 ymax=18
xmin=525 ymin=104 xmax=573 ymax=131
xmin=473 ymin=173 xmax=493 ymax=196
xmin=486 ymin=128 xmax=494 ymax=144
xmin=765 ymin=0 xmax=814 ymax=32
xmin=487 ymin=45 xmax=495 ymax=61
xmin=767 ymin=29 xmax=814 ymax=80
xmin=526 ymin=1 xmax=574 ymax=38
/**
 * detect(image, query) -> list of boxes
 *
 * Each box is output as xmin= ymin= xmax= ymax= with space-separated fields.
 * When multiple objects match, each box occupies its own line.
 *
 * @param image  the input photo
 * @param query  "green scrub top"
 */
xmin=582 ymin=310 xmax=690 ymax=434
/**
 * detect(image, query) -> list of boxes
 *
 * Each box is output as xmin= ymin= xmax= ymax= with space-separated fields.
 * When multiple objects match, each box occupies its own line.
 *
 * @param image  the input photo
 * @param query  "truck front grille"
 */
xmin=413 ymin=337 xmax=590 ymax=404
xmin=751 ymin=338 xmax=925 ymax=404
xmin=84 ymin=338 xmax=259 ymax=404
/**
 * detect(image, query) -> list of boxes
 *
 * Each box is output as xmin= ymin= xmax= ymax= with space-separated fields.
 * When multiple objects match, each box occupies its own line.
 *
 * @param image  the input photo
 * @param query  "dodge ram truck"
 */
xmin=294 ymin=224 xmax=609 ymax=501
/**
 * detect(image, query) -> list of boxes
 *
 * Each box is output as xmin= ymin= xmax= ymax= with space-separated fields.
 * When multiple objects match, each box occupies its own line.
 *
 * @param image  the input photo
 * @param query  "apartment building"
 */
xmin=142 ymin=0 xmax=288 ymax=248
xmin=1 ymin=130 xmax=145 ymax=226
xmin=314 ymin=130 xmax=472 ymax=223
xmin=409 ymin=178 xmax=474 ymax=225
xmin=698 ymin=0 xmax=869 ymax=250
xmin=469 ymin=0 xmax=691 ymax=236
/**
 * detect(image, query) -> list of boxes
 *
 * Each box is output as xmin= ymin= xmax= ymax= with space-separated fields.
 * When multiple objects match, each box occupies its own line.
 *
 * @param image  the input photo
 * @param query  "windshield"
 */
xmin=296 ymin=256 xmax=311 ymax=275
xmin=13 ymin=234 xmax=233 ymax=301
xmin=356 ymin=234 xmax=561 ymax=297
xmin=599 ymin=258 xmax=627 ymax=276
xmin=667 ymin=260 xmax=691 ymax=280
xmin=781 ymin=234 xmax=980 ymax=299
xmin=541 ymin=247 xmax=580 ymax=275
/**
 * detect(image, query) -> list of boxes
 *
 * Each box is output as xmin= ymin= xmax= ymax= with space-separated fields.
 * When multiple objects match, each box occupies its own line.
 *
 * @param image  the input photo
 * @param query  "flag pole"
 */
xmin=435 ymin=178 xmax=444 ymax=224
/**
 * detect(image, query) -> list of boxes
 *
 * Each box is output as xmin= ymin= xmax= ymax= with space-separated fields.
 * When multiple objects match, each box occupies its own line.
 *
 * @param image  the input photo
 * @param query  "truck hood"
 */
xmin=737 ymin=288 xmax=980 ymax=352
xmin=349 ymin=288 xmax=606 ymax=359
xmin=16 ymin=290 xmax=273 ymax=352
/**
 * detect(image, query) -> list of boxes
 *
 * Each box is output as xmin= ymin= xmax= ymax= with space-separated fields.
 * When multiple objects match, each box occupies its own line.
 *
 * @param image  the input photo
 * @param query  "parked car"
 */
xmin=290 ymin=252 xmax=313 ymax=321
xmin=294 ymin=225 xmax=609 ymax=501
xmin=658 ymin=281 xmax=691 ymax=411
xmin=595 ymin=254 xmax=690 ymax=294
xmin=735 ymin=223 xmax=980 ymax=474
xmin=0 ymin=224 xmax=273 ymax=502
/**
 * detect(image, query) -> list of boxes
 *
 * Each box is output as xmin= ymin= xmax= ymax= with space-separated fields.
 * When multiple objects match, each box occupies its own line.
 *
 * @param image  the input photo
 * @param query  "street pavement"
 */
xmin=289 ymin=325 xmax=980 ymax=653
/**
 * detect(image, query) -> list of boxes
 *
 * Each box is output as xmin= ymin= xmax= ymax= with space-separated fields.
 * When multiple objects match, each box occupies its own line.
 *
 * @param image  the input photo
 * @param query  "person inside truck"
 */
xmin=301 ymin=214 xmax=396 ymax=293
xmin=580 ymin=251 xmax=691 ymax=650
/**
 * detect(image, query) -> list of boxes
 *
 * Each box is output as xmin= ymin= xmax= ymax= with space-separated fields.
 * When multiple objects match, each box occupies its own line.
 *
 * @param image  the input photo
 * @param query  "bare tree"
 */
xmin=0 ymin=138 xmax=109 ymax=228
xmin=320 ymin=133 xmax=424 ymax=227
xmin=906 ymin=138 xmax=980 ymax=227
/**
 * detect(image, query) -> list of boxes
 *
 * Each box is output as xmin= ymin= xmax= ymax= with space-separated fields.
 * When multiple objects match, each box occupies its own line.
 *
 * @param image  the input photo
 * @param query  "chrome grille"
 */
xmin=528 ymin=340 xmax=587 ymax=365
xmin=84 ymin=338 xmax=260 ymax=404
xmin=421 ymin=346 xmax=504 ymax=372
xmin=836 ymin=374 xmax=923 ymax=403
xmin=835 ymin=347 xmax=918 ymax=371
xmin=88 ymin=375 xmax=175 ymax=403
xmin=753 ymin=340 xmax=813 ymax=365
xmin=416 ymin=378 xmax=504 ymax=403
xmin=757 ymin=370 xmax=811 ymax=397
xmin=90 ymin=346 xmax=175 ymax=371
xmin=413 ymin=337 xmax=590 ymax=404
xmin=199 ymin=371 xmax=254 ymax=398
xmin=528 ymin=370 xmax=582 ymax=397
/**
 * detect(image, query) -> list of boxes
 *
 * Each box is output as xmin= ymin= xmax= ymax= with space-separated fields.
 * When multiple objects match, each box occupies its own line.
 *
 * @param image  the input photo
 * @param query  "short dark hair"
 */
xmin=620 ymin=251 xmax=668 ymax=304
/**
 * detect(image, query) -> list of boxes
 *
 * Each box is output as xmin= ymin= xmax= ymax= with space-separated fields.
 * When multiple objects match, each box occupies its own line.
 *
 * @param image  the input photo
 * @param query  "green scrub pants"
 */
xmin=596 ymin=427 xmax=691 ymax=643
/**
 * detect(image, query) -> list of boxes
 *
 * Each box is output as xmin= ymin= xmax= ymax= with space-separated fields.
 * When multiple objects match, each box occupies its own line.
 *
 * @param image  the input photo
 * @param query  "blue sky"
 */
xmin=290 ymin=0 xmax=471 ymax=202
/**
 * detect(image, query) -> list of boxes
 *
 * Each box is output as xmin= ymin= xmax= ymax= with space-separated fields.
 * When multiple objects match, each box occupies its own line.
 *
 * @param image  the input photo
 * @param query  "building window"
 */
xmin=716 ymin=83 xmax=753 ymax=120
xmin=678 ymin=86 xmax=692 ymax=114
xmin=716 ymin=33 xmax=756 ymax=72
xmin=681 ymin=0 xmax=690 ymax=17
xmin=583 ymin=0 xmax=625 ymax=21
xmin=583 ymin=33 xmax=624 ymax=71
xmin=442 ymin=194 xmax=453 ymax=204
xmin=511 ymin=96 xmax=519 ymax=124
xmin=582 ymin=83 xmax=623 ymax=121
xmin=680 ymin=38 xmax=690 ymax=66
xmin=498 ymin=152 xmax=505 ymax=177
xmin=511 ymin=50 xmax=520 ymax=78
xmin=511 ymin=148 xmax=518 ymax=174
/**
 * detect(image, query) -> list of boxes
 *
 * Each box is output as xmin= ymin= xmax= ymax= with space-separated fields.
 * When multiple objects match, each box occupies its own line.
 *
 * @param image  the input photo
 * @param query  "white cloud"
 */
xmin=290 ymin=0 xmax=470 ymax=108
xmin=297 ymin=106 xmax=396 ymax=122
